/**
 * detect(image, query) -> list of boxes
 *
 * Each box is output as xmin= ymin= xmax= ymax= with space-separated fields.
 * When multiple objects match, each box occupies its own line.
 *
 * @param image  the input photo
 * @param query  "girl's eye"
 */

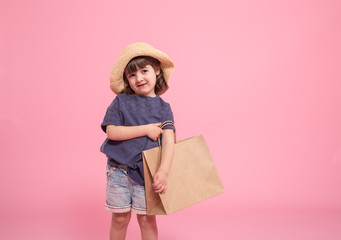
xmin=128 ymin=73 xmax=135 ymax=78
xmin=142 ymin=70 xmax=148 ymax=73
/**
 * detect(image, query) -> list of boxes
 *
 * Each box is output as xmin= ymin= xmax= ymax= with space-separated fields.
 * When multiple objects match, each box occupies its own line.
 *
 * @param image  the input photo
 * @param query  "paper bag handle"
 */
xmin=157 ymin=121 xmax=176 ymax=147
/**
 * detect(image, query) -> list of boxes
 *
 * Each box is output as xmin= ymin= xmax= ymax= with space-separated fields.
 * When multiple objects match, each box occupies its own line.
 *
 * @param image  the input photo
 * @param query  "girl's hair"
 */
xmin=122 ymin=56 xmax=169 ymax=95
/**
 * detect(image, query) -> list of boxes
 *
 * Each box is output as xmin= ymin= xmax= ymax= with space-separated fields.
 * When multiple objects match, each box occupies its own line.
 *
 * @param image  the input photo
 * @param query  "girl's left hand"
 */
xmin=153 ymin=169 xmax=168 ymax=194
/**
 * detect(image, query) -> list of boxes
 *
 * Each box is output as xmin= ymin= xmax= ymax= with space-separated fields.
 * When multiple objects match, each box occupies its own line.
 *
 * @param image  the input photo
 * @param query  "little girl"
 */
xmin=100 ymin=42 xmax=175 ymax=240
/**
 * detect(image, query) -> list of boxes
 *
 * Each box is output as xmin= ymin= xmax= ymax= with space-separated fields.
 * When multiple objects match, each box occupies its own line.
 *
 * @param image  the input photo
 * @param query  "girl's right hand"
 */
xmin=145 ymin=123 xmax=163 ymax=141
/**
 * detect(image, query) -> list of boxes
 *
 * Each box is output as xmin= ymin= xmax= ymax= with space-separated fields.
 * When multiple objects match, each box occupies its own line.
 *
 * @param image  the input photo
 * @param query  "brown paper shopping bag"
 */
xmin=142 ymin=121 xmax=225 ymax=215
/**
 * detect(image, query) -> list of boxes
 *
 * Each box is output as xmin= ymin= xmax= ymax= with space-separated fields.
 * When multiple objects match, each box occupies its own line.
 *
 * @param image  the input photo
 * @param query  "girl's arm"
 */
xmin=152 ymin=129 xmax=175 ymax=193
xmin=106 ymin=123 xmax=163 ymax=141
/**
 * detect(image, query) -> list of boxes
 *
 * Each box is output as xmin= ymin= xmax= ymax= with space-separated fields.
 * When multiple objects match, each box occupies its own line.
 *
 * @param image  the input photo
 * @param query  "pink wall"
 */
xmin=1 ymin=0 xmax=341 ymax=239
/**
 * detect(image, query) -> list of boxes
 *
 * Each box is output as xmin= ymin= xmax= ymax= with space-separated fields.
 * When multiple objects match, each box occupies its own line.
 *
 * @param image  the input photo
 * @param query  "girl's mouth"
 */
xmin=137 ymin=83 xmax=146 ymax=87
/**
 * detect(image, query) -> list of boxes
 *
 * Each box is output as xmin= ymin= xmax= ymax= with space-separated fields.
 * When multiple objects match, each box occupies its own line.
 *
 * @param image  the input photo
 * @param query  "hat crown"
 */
xmin=123 ymin=42 xmax=153 ymax=52
xmin=121 ymin=42 xmax=169 ymax=62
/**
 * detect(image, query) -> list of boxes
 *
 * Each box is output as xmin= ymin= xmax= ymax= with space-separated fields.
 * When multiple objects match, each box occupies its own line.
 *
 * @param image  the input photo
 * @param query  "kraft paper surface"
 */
xmin=142 ymin=135 xmax=225 ymax=215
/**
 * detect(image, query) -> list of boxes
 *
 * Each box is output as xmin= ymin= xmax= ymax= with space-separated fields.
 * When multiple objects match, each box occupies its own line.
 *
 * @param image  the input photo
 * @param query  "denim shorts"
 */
xmin=105 ymin=164 xmax=147 ymax=215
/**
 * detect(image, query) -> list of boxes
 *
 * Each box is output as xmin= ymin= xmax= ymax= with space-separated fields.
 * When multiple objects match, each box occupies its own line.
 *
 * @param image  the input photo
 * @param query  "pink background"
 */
xmin=1 ymin=0 xmax=341 ymax=239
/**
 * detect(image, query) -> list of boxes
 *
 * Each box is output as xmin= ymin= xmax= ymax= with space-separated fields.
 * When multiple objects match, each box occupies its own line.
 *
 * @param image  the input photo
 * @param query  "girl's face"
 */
xmin=125 ymin=64 xmax=160 ymax=97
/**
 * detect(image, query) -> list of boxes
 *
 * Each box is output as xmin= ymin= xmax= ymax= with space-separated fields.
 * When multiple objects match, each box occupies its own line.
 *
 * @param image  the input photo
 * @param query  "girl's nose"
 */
xmin=136 ymin=73 xmax=143 ymax=81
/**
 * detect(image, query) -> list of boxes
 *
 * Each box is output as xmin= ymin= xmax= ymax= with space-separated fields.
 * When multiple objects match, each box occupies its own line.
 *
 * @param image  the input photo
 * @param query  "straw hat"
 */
xmin=110 ymin=42 xmax=174 ymax=95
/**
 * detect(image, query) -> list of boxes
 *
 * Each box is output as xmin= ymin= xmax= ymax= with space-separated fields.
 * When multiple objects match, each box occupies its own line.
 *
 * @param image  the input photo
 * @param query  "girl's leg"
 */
xmin=137 ymin=214 xmax=158 ymax=240
xmin=110 ymin=212 xmax=132 ymax=240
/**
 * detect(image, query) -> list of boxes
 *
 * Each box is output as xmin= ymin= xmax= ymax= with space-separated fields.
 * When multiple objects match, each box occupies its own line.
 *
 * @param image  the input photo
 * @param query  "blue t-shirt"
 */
xmin=100 ymin=93 xmax=175 ymax=185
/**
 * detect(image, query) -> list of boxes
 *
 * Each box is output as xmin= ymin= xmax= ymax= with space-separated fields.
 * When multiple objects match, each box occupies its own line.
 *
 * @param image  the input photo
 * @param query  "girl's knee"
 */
xmin=111 ymin=212 xmax=131 ymax=229
xmin=137 ymin=214 xmax=157 ymax=229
